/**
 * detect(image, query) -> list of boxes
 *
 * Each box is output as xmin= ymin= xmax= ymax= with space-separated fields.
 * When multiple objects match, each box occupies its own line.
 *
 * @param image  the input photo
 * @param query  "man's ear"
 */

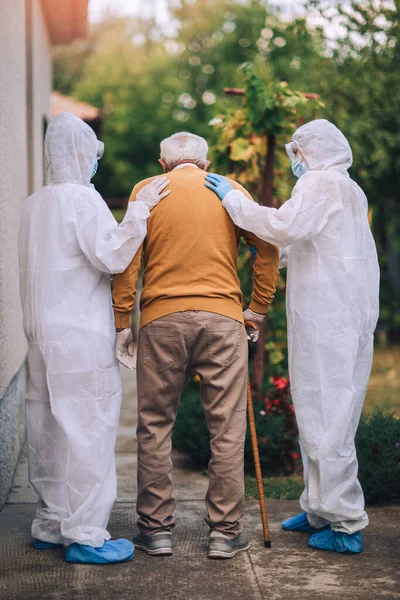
xmin=204 ymin=160 xmax=211 ymax=171
xmin=158 ymin=159 xmax=168 ymax=173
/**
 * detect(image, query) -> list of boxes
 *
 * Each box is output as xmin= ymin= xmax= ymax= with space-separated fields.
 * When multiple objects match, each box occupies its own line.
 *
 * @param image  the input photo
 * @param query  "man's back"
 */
xmin=113 ymin=165 xmax=278 ymax=328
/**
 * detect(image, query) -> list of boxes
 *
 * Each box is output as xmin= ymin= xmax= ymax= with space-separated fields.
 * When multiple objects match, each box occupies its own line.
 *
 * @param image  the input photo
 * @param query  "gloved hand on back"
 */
xmin=243 ymin=308 xmax=266 ymax=343
xmin=136 ymin=176 xmax=171 ymax=210
xmin=204 ymin=174 xmax=235 ymax=201
xmin=115 ymin=328 xmax=136 ymax=370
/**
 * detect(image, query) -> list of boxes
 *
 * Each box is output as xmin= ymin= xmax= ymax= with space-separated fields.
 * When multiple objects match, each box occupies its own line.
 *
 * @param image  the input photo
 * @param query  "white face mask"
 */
xmin=91 ymin=159 xmax=99 ymax=179
xmin=291 ymin=156 xmax=308 ymax=178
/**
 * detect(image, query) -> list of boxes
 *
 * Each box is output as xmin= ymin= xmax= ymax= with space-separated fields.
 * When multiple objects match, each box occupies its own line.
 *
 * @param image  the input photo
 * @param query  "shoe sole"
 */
xmin=134 ymin=542 xmax=173 ymax=556
xmin=208 ymin=542 xmax=250 ymax=559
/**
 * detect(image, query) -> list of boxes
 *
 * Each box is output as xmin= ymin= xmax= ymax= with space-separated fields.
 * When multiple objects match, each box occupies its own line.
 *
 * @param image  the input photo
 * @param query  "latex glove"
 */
xmin=115 ymin=328 xmax=136 ymax=370
xmin=243 ymin=308 xmax=266 ymax=342
xmin=204 ymin=173 xmax=235 ymax=200
xmin=136 ymin=176 xmax=171 ymax=210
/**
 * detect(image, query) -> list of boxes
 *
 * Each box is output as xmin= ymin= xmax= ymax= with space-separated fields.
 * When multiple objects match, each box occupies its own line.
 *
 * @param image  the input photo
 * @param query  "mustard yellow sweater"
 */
xmin=113 ymin=166 xmax=279 ymax=329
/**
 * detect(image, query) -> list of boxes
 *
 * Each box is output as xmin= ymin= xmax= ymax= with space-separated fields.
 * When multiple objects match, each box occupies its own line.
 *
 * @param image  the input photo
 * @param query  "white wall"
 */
xmin=0 ymin=0 xmax=52 ymax=398
xmin=0 ymin=0 xmax=28 ymax=397
xmin=0 ymin=0 xmax=52 ymax=506
xmin=29 ymin=0 xmax=52 ymax=192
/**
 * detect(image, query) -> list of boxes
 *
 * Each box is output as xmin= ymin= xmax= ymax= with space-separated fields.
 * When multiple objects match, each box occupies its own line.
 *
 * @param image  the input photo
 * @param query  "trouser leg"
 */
xmin=298 ymin=441 xmax=329 ymax=530
xmin=191 ymin=313 xmax=248 ymax=539
xmin=296 ymin=386 xmax=369 ymax=534
xmin=291 ymin=329 xmax=372 ymax=534
xmin=44 ymin=340 xmax=122 ymax=547
xmin=136 ymin=314 xmax=189 ymax=535
xmin=26 ymin=345 xmax=68 ymax=544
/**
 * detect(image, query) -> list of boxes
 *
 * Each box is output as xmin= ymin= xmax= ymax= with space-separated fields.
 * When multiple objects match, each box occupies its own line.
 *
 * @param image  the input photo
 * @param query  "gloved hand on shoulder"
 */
xmin=136 ymin=176 xmax=171 ymax=210
xmin=204 ymin=174 xmax=235 ymax=201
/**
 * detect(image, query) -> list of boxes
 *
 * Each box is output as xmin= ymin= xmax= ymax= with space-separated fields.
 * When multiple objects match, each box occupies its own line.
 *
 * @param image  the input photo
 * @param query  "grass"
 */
xmin=364 ymin=345 xmax=400 ymax=416
xmin=245 ymin=475 xmax=304 ymax=501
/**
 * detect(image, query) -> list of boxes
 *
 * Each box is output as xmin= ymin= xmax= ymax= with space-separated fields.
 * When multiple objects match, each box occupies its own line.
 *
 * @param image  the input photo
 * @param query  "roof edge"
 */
xmin=41 ymin=0 xmax=89 ymax=46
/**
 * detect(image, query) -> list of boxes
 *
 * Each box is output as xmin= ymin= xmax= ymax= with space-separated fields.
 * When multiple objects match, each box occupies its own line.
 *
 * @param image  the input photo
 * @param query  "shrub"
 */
xmin=173 ymin=374 xmax=300 ymax=477
xmin=356 ymin=409 xmax=400 ymax=504
xmin=247 ymin=375 xmax=300 ymax=476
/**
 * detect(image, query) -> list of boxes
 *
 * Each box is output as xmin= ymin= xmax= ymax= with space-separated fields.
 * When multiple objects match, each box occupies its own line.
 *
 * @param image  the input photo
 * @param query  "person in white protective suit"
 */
xmin=19 ymin=112 xmax=170 ymax=565
xmin=205 ymin=119 xmax=380 ymax=554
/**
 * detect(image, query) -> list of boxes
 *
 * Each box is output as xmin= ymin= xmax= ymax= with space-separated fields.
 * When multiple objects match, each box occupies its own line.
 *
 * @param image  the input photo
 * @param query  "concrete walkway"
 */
xmin=0 ymin=368 xmax=399 ymax=600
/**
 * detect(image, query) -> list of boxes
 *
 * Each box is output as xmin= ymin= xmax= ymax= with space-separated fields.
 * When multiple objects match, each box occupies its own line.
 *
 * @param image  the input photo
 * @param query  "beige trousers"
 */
xmin=136 ymin=311 xmax=248 ymax=539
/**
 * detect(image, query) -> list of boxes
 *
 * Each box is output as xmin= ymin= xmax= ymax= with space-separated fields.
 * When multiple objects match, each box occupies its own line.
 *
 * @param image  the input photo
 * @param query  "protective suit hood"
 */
xmin=292 ymin=119 xmax=353 ymax=172
xmin=45 ymin=112 xmax=104 ymax=187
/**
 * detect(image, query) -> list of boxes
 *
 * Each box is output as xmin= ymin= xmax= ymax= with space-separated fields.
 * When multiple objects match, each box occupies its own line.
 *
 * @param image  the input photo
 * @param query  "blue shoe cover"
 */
xmin=308 ymin=530 xmax=362 ymax=554
xmin=34 ymin=540 xmax=63 ymax=550
xmin=281 ymin=512 xmax=329 ymax=534
xmin=65 ymin=539 xmax=134 ymax=564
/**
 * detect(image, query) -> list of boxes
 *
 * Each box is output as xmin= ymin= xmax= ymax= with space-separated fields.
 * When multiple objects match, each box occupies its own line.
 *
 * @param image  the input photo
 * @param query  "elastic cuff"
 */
xmin=249 ymin=299 xmax=270 ymax=315
xmin=114 ymin=311 xmax=131 ymax=329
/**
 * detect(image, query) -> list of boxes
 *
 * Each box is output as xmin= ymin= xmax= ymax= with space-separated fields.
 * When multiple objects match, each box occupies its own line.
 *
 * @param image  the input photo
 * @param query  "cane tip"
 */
xmin=264 ymin=540 xmax=271 ymax=548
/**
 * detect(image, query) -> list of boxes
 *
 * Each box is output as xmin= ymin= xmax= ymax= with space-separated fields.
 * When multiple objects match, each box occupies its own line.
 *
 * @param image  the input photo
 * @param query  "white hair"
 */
xmin=160 ymin=132 xmax=208 ymax=169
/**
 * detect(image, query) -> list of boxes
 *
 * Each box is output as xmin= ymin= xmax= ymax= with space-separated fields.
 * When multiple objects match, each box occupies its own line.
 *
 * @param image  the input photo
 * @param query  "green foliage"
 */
xmin=245 ymin=475 xmax=304 ymax=500
xmin=240 ymin=62 xmax=324 ymax=136
xmin=53 ymin=1 xmax=277 ymax=197
xmin=209 ymin=61 xmax=323 ymax=201
xmin=172 ymin=380 xmax=212 ymax=467
xmin=356 ymin=409 xmax=400 ymax=504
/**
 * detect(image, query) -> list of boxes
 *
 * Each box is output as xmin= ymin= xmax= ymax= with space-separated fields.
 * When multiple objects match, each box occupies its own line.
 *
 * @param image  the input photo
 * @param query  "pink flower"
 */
xmin=272 ymin=376 xmax=289 ymax=390
xmin=291 ymin=452 xmax=299 ymax=461
xmin=259 ymin=410 xmax=266 ymax=416
xmin=265 ymin=400 xmax=272 ymax=410
xmin=273 ymin=399 xmax=280 ymax=406
xmin=289 ymin=405 xmax=295 ymax=414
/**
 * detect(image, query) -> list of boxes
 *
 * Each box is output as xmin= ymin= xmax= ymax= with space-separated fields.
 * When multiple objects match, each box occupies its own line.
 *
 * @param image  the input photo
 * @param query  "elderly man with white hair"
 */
xmin=113 ymin=132 xmax=279 ymax=559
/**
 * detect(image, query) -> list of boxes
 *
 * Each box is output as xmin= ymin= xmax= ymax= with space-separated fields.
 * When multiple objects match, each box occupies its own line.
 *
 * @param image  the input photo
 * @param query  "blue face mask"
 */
xmin=291 ymin=156 xmax=308 ymax=178
xmin=91 ymin=160 xmax=98 ymax=179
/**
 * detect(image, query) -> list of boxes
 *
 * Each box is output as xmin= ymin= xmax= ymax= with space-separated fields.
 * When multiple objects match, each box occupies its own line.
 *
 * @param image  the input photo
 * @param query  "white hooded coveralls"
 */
xmin=19 ymin=112 xmax=150 ymax=547
xmin=223 ymin=120 xmax=380 ymax=533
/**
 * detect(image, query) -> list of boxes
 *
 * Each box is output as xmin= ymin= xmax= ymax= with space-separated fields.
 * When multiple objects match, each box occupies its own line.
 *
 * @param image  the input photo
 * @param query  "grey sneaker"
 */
xmin=208 ymin=531 xmax=250 ymax=559
xmin=133 ymin=531 xmax=173 ymax=556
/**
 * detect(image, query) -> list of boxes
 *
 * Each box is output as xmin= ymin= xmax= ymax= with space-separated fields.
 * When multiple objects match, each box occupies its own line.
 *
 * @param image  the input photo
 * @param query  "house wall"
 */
xmin=0 ymin=0 xmax=52 ymax=507
xmin=28 ymin=0 xmax=52 ymax=193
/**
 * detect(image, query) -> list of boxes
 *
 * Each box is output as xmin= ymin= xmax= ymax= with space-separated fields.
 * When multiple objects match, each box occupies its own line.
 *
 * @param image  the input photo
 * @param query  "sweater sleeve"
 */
xmin=113 ymin=184 xmax=144 ymax=328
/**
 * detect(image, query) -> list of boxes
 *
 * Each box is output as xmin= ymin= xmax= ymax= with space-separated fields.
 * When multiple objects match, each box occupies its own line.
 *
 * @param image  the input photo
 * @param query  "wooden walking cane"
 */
xmin=245 ymin=321 xmax=271 ymax=548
